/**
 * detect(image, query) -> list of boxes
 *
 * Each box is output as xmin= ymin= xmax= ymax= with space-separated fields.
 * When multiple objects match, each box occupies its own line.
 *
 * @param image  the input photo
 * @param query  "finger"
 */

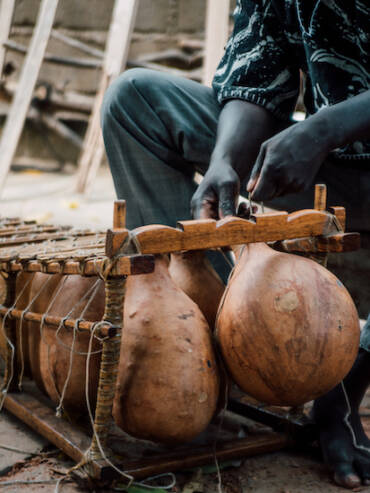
xmin=237 ymin=202 xmax=257 ymax=219
xmin=218 ymin=182 xmax=238 ymax=218
xmin=251 ymin=164 xmax=279 ymax=202
xmin=191 ymin=197 xmax=217 ymax=220
xmin=247 ymin=145 xmax=266 ymax=193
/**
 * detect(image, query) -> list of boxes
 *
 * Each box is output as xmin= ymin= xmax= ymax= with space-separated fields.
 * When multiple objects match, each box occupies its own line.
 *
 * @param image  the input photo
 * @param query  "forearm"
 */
xmin=310 ymin=90 xmax=370 ymax=151
xmin=209 ymin=100 xmax=281 ymax=180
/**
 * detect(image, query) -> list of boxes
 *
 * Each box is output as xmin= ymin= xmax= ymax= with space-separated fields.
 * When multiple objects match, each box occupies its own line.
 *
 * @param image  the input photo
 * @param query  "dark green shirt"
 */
xmin=213 ymin=0 xmax=370 ymax=161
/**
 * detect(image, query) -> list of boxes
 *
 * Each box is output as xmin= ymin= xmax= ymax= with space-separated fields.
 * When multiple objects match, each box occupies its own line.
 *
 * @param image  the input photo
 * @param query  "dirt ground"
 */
xmin=0 ymin=168 xmax=369 ymax=493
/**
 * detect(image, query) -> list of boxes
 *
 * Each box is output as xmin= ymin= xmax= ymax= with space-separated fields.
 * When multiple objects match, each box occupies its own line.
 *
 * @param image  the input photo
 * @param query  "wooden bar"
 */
xmin=116 ymin=433 xmax=289 ymax=481
xmin=0 ymin=254 xmax=155 ymax=277
xmin=3 ymin=389 xmax=90 ymax=464
xmin=2 ymin=387 xmax=289 ymax=482
xmin=0 ymin=0 xmax=60 ymax=194
xmin=0 ymin=306 xmax=116 ymax=337
xmin=228 ymin=395 xmax=316 ymax=442
xmin=131 ymin=209 xmax=341 ymax=254
xmin=271 ymin=232 xmax=361 ymax=254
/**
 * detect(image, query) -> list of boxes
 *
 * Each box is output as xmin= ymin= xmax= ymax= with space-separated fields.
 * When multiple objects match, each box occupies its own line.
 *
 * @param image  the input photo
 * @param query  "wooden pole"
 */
xmin=75 ymin=0 xmax=139 ymax=194
xmin=314 ymin=184 xmax=327 ymax=211
xmin=0 ymin=0 xmax=16 ymax=79
xmin=90 ymin=201 xmax=127 ymax=458
xmin=202 ymin=0 xmax=230 ymax=87
xmin=0 ymin=0 xmax=59 ymax=194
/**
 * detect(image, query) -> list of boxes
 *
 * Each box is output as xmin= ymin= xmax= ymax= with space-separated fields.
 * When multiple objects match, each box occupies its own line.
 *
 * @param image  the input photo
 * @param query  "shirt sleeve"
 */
xmin=212 ymin=0 xmax=300 ymax=120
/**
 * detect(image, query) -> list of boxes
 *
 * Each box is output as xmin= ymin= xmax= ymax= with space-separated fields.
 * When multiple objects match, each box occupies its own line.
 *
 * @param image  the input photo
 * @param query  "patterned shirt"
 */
xmin=213 ymin=0 xmax=370 ymax=161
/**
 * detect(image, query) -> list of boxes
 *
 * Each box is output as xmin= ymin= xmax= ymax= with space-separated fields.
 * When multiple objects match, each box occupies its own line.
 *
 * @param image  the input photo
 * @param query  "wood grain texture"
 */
xmin=0 ymin=0 xmax=59 ymax=193
xmin=0 ymin=0 xmax=16 ymax=78
xmin=202 ymin=0 xmax=230 ymax=87
xmin=132 ymin=209 xmax=337 ymax=254
xmin=314 ymin=184 xmax=327 ymax=211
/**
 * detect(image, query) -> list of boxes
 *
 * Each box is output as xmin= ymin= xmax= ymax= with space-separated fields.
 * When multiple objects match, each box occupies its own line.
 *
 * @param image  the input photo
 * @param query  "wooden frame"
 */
xmin=0 ymin=186 xmax=361 ymax=481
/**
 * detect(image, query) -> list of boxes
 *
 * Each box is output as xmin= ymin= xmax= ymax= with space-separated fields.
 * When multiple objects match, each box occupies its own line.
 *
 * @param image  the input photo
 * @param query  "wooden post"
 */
xmin=0 ymin=0 xmax=16 ymax=79
xmin=75 ymin=0 xmax=139 ymax=194
xmin=89 ymin=277 xmax=126 ymax=459
xmin=90 ymin=199 xmax=127 ymax=459
xmin=314 ymin=184 xmax=327 ymax=211
xmin=113 ymin=200 xmax=126 ymax=229
xmin=202 ymin=0 xmax=230 ymax=87
xmin=0 ymin=272 xmax=18 ymax=402
xmin=0 ymin=0 xmax=59 ymax=194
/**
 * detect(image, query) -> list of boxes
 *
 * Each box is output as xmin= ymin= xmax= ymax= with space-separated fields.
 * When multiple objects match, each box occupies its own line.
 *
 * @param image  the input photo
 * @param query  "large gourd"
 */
xmin=113 ymin=255 xmax=220 ymax=443
xmin=216 ymin=243 xmax=360 ymax=406
xmin=36 ymin=274 xmax=105 ymax=413
xmin=169 ymin=250 xmax=225 ymax=328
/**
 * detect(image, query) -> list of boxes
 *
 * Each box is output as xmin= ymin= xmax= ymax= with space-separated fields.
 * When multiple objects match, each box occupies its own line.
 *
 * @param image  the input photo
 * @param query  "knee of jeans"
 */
xmin=101 ymin=68 xmax=164 ymax=123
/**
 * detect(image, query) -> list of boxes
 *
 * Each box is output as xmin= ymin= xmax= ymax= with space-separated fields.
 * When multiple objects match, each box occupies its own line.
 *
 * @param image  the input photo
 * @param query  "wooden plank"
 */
xmin=228 ymin=394 xmax=316 ymax=442
xmin=0 ymin=0 xmax=59 ymax=194
xmin=3 ymin=388 xmax=90 ymax=464
xmin=202 ymin=0 xmax=230 ymax=87
xmin=114 ymin=433 xmax=289 ymax=481
xmin=3 ymin=386 xmax=289 ymax=482
xmin=131 ymin=210 xmax=337 ymax=254
xmin=272 ymin=232 xmax=360 ymax=254
xmin=50 ymin=29 xmax=104 ymax=59
xmin=0 ymin=254 xmax=155 ymax=277
xmin=75 ymin=0 xmax=139 ymax=194
xmin=3 ymin=39 xmax=102 ymax=68
xmin=0 ymin=0 xmax=16 ymax=78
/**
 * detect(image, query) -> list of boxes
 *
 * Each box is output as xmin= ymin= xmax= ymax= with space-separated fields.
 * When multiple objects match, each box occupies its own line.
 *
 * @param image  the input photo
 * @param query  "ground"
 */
xmin=0 ymin=167 xmax=369 ymax=492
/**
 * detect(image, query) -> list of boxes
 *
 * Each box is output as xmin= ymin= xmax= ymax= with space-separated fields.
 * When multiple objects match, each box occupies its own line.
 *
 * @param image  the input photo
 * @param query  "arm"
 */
xmin=191 ymin=100 xmax=280 ymax=219
xmin=248 ymin=90 xmax=370 ymax=201
xmin=191 ymin=0 xmax=299 ymax=219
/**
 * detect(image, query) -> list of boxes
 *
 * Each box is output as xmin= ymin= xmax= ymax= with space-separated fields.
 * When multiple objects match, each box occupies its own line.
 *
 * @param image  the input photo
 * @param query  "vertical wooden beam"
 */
xmin=0 ymin=0 xmax=16 ymax=79
xmin=75 ymin=0 xmax=139 ymax=194
xmin=202 ymin=0 xmax=231 ymax=87
xmin=113 ymin=200 xmax=126 ymax=229
xmin=314 ymin=184 xmax=327 ymax=211
xmin=0 ymin=272 xmax=18 ymax=402
xmin=0 ymin=0 xmax=59 ymax=194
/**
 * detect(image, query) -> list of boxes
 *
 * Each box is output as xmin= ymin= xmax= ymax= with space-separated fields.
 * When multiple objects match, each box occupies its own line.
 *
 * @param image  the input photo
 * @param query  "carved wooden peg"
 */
xmin=328 ymin=206 xmax=346 ymax=231
xmin=314 ymin=184 xmax=327 ymax=211
xmin=113 ymin=200 xmax=127 ymax=229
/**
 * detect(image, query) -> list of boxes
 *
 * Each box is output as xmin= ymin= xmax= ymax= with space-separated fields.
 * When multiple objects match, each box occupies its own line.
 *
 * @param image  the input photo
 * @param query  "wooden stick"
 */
xmin=3 ymin=40 xmax=102 ymax=68
xmin=0 ymin=306 xmax=115 ymax=337
xmin=113 ymin=200 xmax=126 ymax=229
xmin=75 ymin=0 xmax=139 ymax=194
xmin=0 ymin=0 xmax=59 ymax=194
xmin=202 ymin=0 xmax=230 ymax=87
xmin=0 ymin=254 xmax=155 ymax=278
xmin=50 ymin=29 xmax=104 ymax=59
xmin=36 ymin=110 xmax=83 ymax=148
xmin=0 ymin=0 xmax=16 ymax=79
xmin=314 ymin=183 xmax=327 ymax=211
xmin=90 ymin=277 xmax=125 ymax=458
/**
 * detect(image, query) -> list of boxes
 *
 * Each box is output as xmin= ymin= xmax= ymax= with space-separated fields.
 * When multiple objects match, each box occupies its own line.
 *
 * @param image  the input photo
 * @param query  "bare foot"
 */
xmin=313 ymin=350 xmax=370 ymax=489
